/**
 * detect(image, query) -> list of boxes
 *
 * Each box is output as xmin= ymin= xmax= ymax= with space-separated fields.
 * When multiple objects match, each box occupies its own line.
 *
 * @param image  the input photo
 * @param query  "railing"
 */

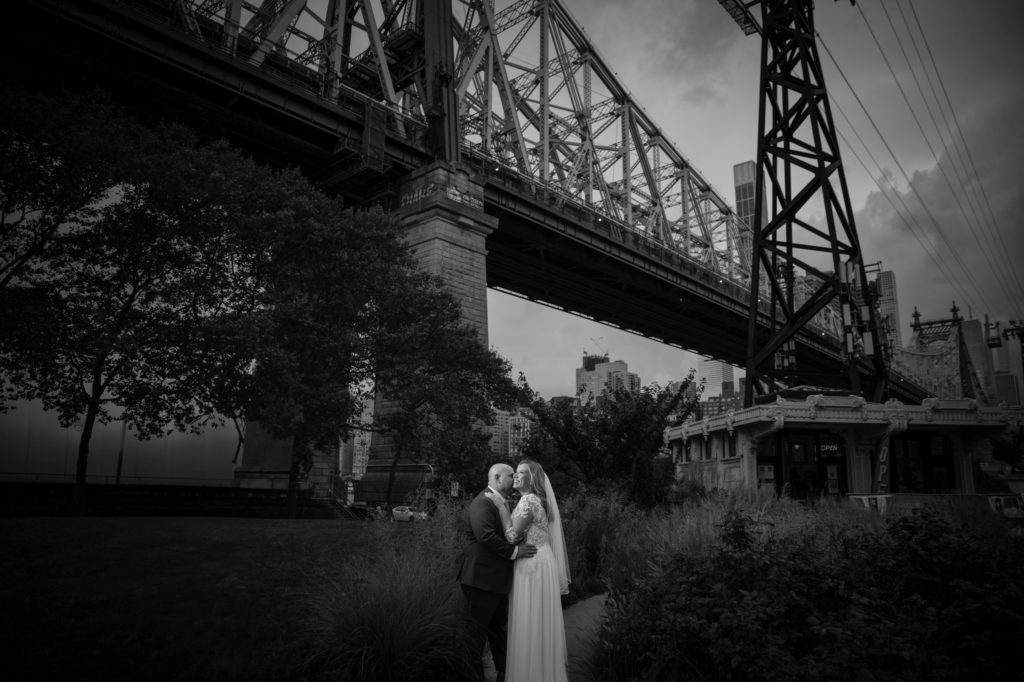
xmin=0 ymin=472 xmax=236 ymax=487
xmin=108 ymin=0 xmax=430 ymax=146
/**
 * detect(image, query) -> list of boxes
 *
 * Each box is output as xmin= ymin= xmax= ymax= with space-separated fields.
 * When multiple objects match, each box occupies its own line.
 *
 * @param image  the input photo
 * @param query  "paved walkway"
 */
xmin=564 ymin=593 xmax=608 ymax=681
xmin=482 ymin=593 xmax=608 ymax=682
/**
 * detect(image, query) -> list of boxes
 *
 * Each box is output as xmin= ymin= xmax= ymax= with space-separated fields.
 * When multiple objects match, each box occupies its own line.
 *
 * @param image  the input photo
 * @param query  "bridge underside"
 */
xmin=477 ymin=171 xmax=913 ymax=397
xmin=3 ymin=0 xmax=928 ymax=405
xmin=3 ymin=0 xmax=425 ymax=206
xmin=486 ymin=196 xmax=752 ymax=365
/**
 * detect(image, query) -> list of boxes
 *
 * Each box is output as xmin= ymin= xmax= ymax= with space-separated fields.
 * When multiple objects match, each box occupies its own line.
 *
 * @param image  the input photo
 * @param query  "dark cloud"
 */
xmin=572 ymin=0 xmax=750 ymax=106
xmin=856 ymin=92 xmax=1024 ymax=332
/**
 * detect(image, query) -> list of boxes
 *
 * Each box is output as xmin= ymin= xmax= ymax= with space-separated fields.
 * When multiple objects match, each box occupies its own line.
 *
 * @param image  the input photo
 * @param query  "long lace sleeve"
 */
xmin=508 ymin=494 xmax=537 ymax=544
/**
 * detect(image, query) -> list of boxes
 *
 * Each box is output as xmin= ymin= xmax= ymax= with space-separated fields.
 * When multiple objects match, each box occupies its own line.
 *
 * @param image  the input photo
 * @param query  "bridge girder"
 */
xmin=3 ymin=0 xmax=929 ymax=403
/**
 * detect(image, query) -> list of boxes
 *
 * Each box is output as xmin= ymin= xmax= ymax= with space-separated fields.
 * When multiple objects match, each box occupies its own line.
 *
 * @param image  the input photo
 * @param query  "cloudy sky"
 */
xmin=487 ymin=0 xmax=1024 ymax=398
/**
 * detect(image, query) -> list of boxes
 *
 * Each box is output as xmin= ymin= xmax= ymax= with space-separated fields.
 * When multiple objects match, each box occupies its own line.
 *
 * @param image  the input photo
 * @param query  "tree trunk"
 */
xmin=286 ymin=438 xmax=304 ymax=519
xmin=385 ymin=436 xmax=403 ymax=508
xmin=74 ymin=394 xmax=103 ymax=516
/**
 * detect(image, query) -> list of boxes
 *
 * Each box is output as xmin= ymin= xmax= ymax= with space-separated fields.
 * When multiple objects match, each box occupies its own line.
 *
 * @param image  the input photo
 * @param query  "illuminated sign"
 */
xmin=875 ymin=444 xmax=889 ymax=493
xmin=818 ymin=435 xmax=843 ymax=457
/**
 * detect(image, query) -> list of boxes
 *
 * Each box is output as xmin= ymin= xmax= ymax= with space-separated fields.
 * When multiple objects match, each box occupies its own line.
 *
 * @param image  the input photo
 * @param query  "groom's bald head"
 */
xmin=488 ymin=463 xmax=514 ymax=494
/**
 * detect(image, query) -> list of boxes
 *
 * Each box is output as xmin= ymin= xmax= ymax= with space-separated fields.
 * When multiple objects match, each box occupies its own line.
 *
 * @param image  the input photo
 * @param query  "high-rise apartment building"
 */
xmin=576 ymin=354 xmax=640 ymax=401
xmin=961 ymin=318 xmax=997 ymax=404
xmin=340 ymin=399 xmax=374 ymax=480
xmin=992 ymin=324 xmax=1023 ymax=407
xmin=490 ymin=407 xmax=534 ymax=458
xmin=702 ymin=393 xmax=744 ymax=418
xmin=700 ymin=359 xmax=735 ymax=398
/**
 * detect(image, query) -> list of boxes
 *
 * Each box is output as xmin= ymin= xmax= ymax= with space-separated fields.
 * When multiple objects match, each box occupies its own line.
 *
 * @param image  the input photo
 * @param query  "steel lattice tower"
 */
xmin=721 ymin=0 xmax=888 ymax=406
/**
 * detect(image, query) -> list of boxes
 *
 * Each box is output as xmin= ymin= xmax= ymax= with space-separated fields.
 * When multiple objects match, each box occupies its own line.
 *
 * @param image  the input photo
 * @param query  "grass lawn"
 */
xmin=1 ymin=516 xmax=386 ymax=682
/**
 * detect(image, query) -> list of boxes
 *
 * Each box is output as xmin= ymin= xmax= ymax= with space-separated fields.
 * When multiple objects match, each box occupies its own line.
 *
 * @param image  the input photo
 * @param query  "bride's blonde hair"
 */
xmin=518 ymin=458 xmax=554 ymax=521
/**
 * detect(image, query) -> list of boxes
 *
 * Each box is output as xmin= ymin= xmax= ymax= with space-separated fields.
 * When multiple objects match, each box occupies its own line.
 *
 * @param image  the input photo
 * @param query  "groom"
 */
xmin=457 ymin=463 xmax=537 ymax=682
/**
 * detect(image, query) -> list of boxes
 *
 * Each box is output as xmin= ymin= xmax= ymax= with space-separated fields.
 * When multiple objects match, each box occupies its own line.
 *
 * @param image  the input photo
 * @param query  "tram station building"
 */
xmin=665 ymin=391 xmax=1022 ymax=512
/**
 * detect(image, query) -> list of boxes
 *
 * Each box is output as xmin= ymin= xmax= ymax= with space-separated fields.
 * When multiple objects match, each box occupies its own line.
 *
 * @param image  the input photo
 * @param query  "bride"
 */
xmin=487 ymin=458 xmax=571 ymax=682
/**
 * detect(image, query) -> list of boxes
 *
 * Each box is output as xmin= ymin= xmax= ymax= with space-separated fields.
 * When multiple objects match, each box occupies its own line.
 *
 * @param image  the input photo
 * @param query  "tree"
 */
xmin=371 ymin=310 xmax=529 ymax=504
xmin=352 ymin=238 xmax=530 ymax=504
xmin=211 ymin=199 xmax=528 ymax=514
xmin=224 ymin=204 xmax=417 ymax=515
xmin=1 ymin=86 xmax=157 ymax=411
xmin=0 ymin=88 xmax=310 ymax=511
xmin=2 ymin=86 xmax=528 ymax=517
xmin=524 ymin=373 xmax=703 ymax=505
xmin=0 ymin=85 xmax=149 ymax=291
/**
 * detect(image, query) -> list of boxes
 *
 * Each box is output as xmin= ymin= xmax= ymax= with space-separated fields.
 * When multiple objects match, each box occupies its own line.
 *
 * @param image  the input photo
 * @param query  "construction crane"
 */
xmin=719 ymin=0 xmax=887 ymax=407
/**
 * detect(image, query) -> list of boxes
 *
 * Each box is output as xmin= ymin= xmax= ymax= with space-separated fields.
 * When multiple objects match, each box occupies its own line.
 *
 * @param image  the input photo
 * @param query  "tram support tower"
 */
xmin=720 ymin=0 xmax=889 ymax=407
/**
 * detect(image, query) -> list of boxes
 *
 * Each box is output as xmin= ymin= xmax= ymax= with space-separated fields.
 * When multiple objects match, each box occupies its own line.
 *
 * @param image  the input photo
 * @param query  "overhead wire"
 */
xmin=905 ymin=0 xmax=1024 ymax=316
xmin=874 ymin=0 xmax=1022 ymax=315
xmin=828 ymin=95 xmax=975 ymax=309
xmin=849 ymin=0 xmax=993 ymax=314
xmin=815 ymin=34 xmax=984 ymax=320
xmin=878 ymin=1 xmax=997 ymax=273
xmin=893 ymin=1 xmax=982 ymax=237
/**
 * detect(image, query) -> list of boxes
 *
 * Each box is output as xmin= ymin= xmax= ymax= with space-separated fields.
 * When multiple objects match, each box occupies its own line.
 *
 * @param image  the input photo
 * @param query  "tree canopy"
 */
xmin=523 ymin=374 xmax=703 ymax=506
xmin=1 ymin=86 xmax=523 ymax=514
xmin=1 ymin=86 xmax=317 ymax=508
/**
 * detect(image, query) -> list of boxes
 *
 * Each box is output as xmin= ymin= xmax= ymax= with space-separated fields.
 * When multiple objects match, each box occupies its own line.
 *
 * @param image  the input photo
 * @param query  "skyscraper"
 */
xmin=733 ymin=160 xmax=766 ymax=232
xmin=992 ymin=323 xmax=1023 ymax=407
xmin=700 ymin=359 xmax=735 ymax=398
xmin=873 ymin=269 xmax=902 ymax=348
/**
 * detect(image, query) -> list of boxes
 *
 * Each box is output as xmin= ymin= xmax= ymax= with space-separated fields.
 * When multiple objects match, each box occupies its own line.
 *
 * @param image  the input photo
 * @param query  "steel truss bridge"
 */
xmin=4 ymin=0 xmax=929 ymax=402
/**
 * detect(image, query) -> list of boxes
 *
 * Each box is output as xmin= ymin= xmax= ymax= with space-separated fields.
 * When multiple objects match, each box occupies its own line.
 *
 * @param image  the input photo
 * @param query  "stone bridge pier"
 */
xmin=356 ymin=162 xmax=498 ymax=505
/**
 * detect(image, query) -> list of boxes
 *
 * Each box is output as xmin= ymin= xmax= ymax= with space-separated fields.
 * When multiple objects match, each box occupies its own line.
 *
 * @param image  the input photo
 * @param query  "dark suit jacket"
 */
xmin=457 ymin=489 xmax=517 ymax=594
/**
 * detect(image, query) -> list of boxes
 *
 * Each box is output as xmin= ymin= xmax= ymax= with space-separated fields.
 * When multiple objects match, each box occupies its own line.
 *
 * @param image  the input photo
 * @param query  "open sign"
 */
xmin=876 ymin=445 xmax=889 ymax=493
xmin=818 ymin=436 xmax=842 ymax=457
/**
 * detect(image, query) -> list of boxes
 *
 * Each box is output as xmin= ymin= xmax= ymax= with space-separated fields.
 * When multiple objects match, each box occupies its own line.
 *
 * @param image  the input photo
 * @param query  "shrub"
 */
xmin=595 ymin=504 xmax=1024 ymax=681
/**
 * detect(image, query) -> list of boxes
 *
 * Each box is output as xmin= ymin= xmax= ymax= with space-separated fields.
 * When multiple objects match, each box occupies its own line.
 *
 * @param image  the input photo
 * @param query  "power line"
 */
xmin=905 ymin=0 xmax=1024 ymax=316
xmin=894 ymin=1 xmax=982 ymax=241
xmin=872 ymin=0 xmax=1021 ymax=314
xmin=816 ymin=39 xmax=988 ymax=319
xmin=851 ymin=1 xmax=995 ymax=312
xmin=830 ymin=95 xmax=975 ymax=310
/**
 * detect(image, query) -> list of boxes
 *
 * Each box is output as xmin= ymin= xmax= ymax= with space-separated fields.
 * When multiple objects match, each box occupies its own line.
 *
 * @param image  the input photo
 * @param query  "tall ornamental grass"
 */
xmin=290 ymin=484 xmax=1021 ymax=681
xmin=295 ymin=498 xmax=477 ymax=682
xmin=558 ymin=484 xmax=832 ymax=599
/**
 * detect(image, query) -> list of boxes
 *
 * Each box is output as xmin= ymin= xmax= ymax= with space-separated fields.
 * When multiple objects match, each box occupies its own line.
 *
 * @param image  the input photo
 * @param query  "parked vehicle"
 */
xmin=392 ymin=505 xmax=428 ymax=522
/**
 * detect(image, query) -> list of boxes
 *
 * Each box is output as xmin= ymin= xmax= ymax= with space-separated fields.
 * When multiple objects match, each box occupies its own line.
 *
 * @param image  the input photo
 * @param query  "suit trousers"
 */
xmin=461 ymin=583 xmax=509 ymax=679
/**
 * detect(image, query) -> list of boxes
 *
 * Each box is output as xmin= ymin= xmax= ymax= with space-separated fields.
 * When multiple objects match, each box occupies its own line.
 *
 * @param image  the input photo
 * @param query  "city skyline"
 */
xmin=487 ymin=0 xmax=1023 ymax=399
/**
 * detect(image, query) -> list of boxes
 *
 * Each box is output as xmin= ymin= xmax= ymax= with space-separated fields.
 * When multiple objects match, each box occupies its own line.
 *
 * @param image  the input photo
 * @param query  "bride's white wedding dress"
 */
xmin=505 ymin=493 xmax=569 ymax=682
